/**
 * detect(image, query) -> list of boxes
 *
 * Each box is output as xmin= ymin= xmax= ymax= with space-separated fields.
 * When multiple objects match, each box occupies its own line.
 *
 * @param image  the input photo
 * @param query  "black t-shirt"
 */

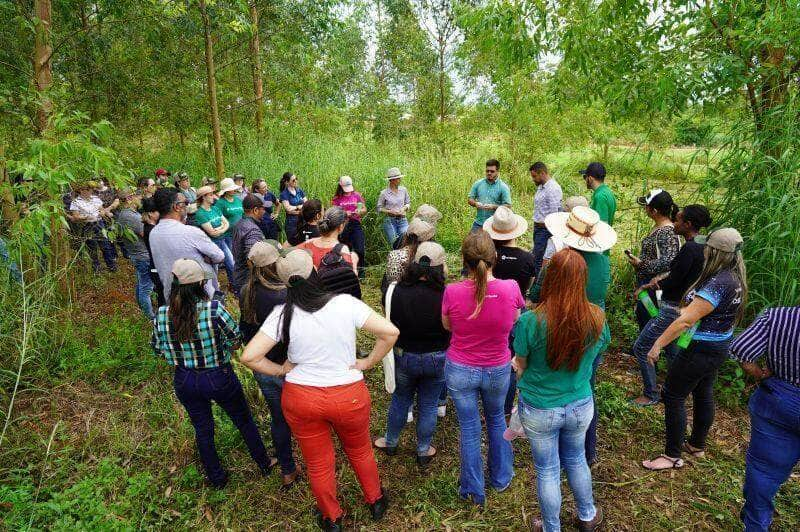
xmin=143 ymin=222 xmax=156 ymax=269
xmin=659 ymin=239 xmax=705 ymax=303
xmin=494 ymin=245 xmax=536 ymax=296
xmin=239 ymin=283 xmax=288 ymax=363
xmin=389 ymin=282 xmax=450 ymax=353
xmin=288 ymin=224 xmax=320 ymax=246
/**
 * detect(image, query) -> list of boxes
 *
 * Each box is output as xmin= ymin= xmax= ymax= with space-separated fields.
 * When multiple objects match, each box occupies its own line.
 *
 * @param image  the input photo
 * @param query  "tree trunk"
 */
xmin=33 ymin=0 xmax=53 ymax=135
xmin=199 ymin=0 xmax=225 ymax=180
xmin=249 ymin=3 xmax=264 ymax=132
xmin=438 ymin=38 xmax=446 ymax=121
xmin=0 ymin=143 xmax=18 ymax=227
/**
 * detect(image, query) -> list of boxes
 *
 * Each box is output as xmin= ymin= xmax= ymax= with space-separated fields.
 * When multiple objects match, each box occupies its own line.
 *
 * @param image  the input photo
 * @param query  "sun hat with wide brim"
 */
xmin=385 ymin=167 xmax=404 ymax=180
xmin=483 ymin=206 xmax=529 ymax=241
xmin=544 ymin=205 xmax=617 ymax=253
xmin=218 ymin=177 xmax=241 ymax=195
xmin=195 ymin=185 xmax=215 ymax=199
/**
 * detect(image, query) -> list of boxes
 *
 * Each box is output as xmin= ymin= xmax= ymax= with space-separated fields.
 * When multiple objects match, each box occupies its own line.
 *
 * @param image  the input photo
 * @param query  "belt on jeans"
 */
xmin=175 ymin=362 xmax=230 ymax=373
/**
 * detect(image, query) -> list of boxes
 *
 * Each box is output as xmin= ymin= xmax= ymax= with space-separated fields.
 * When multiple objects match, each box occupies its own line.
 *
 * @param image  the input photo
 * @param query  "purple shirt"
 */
xmin=332 ymin=191 xmax=365 ymax=222
xmin=442 ymin=278 xmax=525 ymax=367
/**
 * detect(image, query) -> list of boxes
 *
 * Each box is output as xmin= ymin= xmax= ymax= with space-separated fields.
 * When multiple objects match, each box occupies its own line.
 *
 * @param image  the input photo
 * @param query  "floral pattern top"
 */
xmin=638 ymin=225 xmax=681 ymax=278
xmin=385 ymin=247 xmax=411 ymax=283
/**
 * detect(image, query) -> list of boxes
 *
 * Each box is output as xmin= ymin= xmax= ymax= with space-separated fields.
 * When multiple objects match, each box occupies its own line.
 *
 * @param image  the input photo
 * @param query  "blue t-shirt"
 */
xmin=279 ymin=187 xmax=306 ymax=215
xmin=469 ymin=178 xmax=512 ymax=224
xmin=684 ymin=269 xmax=743 ymax=341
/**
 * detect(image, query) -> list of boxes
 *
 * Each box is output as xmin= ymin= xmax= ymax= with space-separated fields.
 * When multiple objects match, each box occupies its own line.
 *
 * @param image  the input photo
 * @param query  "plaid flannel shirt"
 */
xmin=151 ymin=300 xmax=242 ymax=368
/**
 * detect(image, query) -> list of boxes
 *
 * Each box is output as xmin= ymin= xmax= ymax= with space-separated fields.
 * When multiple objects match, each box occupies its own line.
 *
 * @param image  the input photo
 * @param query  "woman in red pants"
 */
xmin=241 ymin=249 xmax=399 ymax=531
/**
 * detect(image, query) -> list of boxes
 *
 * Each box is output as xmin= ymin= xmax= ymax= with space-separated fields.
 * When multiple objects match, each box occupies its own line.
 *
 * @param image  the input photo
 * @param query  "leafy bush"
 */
xmin=674 ymin=117 xmax=714 ymax=147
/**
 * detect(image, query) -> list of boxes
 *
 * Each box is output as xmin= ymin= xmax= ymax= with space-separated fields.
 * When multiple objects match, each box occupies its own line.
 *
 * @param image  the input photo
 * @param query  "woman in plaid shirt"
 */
xmin=151 ymin=258 xmax=277 ymax=488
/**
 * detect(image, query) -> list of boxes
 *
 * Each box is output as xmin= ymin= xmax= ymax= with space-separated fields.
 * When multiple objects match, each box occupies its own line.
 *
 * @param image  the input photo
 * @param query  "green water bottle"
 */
xmin=638 ymin=290 xmax=659 ymax=318
xmin=677 ymin=323 xmax=699 ymax=349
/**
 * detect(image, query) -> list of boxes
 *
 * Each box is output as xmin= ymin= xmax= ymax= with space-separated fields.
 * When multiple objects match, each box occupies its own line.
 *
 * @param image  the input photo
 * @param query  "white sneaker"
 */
xmin=437 ymin=405 xmax=446 ymax=418
xmin=407 ymin=410 xmax=414 ymax=423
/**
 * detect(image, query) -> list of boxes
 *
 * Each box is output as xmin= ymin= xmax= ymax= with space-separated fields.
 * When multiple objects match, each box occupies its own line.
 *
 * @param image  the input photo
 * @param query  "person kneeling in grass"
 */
xmin=151 ymin=259 xmax=277 ymax=489
xmin=642 ymin=228 xmax=747 ymax=470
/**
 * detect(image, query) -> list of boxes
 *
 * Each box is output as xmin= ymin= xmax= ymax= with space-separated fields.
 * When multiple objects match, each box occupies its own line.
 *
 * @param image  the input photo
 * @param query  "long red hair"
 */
xmin=536 ymin=248 xmax=604 ymax=371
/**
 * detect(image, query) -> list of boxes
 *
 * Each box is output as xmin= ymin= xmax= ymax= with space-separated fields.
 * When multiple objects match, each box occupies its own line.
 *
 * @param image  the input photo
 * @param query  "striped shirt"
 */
xmin=151 ymin=300 xmax=242 ymax=369
xmin=729 ymin=306 xmax=800 ymax=387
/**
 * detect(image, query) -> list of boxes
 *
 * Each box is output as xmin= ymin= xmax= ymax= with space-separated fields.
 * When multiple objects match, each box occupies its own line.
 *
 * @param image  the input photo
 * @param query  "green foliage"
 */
xmin=674 ymin=116 xmax=714 ymax=147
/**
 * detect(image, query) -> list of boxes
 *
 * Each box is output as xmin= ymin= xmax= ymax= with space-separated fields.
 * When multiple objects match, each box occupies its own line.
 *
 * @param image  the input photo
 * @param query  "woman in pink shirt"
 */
xmin=442 ymin=230 xmax=524 ymax=506
xmin=332 ymin=176 xmax=367 ymax=278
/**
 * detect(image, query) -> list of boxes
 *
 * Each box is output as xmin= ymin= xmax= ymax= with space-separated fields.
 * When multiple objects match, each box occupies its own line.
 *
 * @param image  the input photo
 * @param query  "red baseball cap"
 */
xmin=155 ymin=168 xmax=170 ymax=177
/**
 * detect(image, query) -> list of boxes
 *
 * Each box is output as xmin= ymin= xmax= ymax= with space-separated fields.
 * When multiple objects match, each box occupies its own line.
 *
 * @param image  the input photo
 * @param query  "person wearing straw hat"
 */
xmin=384 ymin=218 xmax=435 ymax=284
xmin=240 ymin=249 xmax=398 ymax=530
xmin=377 ymin=167 xmax=411 ymax=247
xmin=238 ymin=241 xmax=302 ymax=490
xmin=536 ymin=205 xmax=617 ymax=466
xmin=332 ymin=176 xmax=368 ymax=279
xmin=484 ymin=206 xmax=534 ymax=417
xmin=216 ymin=177 xmax=245 ymax=241
xmin=642 ymin=228 xmax=747 ymax=472
xmin=194 ymin=185 xmax=235 ymax=288
xmin=468 ymin=159 xmax=511 ymax=233
xmin=152 ymin=258 xmax=278 ymax=489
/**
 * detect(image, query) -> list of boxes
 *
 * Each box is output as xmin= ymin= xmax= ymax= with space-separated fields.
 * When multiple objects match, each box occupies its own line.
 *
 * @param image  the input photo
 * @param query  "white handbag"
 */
xmin=382 ymin=282 xmax=397 ymax=394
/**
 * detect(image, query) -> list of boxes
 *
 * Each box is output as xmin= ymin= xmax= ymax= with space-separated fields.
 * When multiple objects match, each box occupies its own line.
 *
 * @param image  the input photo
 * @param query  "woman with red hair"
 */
xmin=513 ymin=248 xmax=610 ymax=532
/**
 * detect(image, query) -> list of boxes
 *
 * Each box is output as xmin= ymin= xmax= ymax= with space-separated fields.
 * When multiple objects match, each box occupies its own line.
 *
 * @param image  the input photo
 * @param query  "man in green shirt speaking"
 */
xmin=580 ymin=162 xmax=616 ymax=226
xmin=468 ymin=159 xmax=512 ymax=232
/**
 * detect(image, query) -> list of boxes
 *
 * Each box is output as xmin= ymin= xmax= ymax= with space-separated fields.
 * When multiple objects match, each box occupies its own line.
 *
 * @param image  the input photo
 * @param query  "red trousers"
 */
xmin=282 ymin=380 xmax=382 ymax=520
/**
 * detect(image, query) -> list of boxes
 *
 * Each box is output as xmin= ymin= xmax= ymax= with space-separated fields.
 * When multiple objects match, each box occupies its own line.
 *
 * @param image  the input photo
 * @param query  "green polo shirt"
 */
xmin=216 ymin=196 xmax=244 ymax=238
xmin=590 ymin=183 xmax=616 ymax=226
xmin=528 ymin=250 xmax=610 ymax=309
xmin=469 ymin=177 xmax=512 ymax=225
xmin=513 ymin=312 xmax=610 ymax=409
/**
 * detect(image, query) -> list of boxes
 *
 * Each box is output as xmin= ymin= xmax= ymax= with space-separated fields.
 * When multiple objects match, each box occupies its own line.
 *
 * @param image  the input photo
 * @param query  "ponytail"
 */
xmin=461 ymin=230 xmax=496 ymax=320
xmin=669 ymin=203 xmax=679 ymax=222
xmin=469 ymin=259 xmax=489 ymax=319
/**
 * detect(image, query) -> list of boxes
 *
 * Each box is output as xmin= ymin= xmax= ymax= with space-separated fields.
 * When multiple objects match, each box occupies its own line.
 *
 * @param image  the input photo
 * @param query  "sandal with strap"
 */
xmin=642 ymin=454 xmax=684 ymax=471
xmin=682 ymin=442 xmax=705 ymax=458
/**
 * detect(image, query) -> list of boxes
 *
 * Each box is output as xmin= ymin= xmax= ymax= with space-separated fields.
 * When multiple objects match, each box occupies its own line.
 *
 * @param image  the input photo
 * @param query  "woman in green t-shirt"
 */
xmin=194 ymin=186 xmax=234 ymax=287
xmin=512 ymin=248 xmax=610 ymax=532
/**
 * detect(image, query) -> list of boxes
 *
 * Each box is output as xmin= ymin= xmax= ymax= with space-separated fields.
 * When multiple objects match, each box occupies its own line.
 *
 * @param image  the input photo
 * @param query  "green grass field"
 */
xmin=1 ymin=139 xmax=799 ymax=530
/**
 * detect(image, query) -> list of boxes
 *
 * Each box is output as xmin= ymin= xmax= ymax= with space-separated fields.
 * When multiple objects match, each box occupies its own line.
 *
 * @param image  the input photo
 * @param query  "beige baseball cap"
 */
xmin=339 ymin=175 xmax=354 ymax=193
xmin=413 ymin=204 xmax=442 ymax=225
xmin=565 ymin=195 xmax=589 ymax=211
xmin=414 ymin=241 xmax=446 ymax=267
xmin=171 ymin=258 xmax=213 ymax=285
xmin=706 ymin=228 xmax=743 ymax=253
xmin=276 ymin=249 xmax=314 ymax=285
xmin=248 ymin=240 xmax=282 ymax=267
xmin=406 ymin=218 xmax=435 ymax=242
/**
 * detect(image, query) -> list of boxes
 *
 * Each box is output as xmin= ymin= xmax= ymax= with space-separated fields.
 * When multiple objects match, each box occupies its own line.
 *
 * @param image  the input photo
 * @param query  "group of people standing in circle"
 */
xmin=116 ymin=158 xmax=792 ymax=532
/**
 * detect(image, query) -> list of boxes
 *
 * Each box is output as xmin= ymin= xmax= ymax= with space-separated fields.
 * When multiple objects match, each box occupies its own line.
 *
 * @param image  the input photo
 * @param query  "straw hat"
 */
xmin=196 ymin=185 xmax=215 ymax=199
xmin=483 ymin=206 xmax=528 ymax=241
xmin=385 ymin=167 xmax=404 ymax=180
xmin=218 ymin=177 xmax=240 ymax=195
xmin=171 ymin=258 xmax=212 ymax=285
xmin=544 ymin=206 xmax=617 ymax=252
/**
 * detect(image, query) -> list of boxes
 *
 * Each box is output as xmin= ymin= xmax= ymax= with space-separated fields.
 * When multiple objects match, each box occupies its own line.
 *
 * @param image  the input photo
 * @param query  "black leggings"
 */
xmin=662 ymin=339 xmax=730 ymax=458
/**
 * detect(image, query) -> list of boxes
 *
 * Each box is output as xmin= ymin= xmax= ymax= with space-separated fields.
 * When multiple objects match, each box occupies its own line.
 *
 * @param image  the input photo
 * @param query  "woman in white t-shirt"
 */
xmin=241 ymin=249 xmax=398 ymax=531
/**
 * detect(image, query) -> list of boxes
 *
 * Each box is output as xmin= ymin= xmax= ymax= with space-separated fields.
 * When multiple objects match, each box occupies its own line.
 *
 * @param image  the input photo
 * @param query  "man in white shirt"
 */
xmin=68 ymin=182 xmax=118 ymax=272
xmin=530 ymin=162 xmax=563 ymax=278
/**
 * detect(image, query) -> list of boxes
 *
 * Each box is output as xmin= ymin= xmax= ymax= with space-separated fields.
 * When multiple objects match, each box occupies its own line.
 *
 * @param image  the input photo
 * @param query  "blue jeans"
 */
xmin=470 ymin=220 xmax=483 ymax=233
xmin=519 ymin=396 xmax=596 ymax=532
xmin=173 ymin=364 xmax=272 ymax=486
xmin=742 ymin=378 xmax=800 ymax=532
xmin=340 ymin=219 xmax=366 ymax=277
xmin=213 ymin=237 xmax=235 ymax=289
xmin=132 ymin=258 xmax=155 ymax=318
xmin=253 ymin=373 xmax=297 ymax=476
xmin=585 ymin=353 xmax=602 ymax=463
xmin=445 ymin=359 xmax=514 ymax=504
xmin=382 ymin=216 xmax=408 ymax=247
xmin=531 ymin=225 xmax=551 ymax=280
xmin=633 ymin=302 xmax=680 ymax=400
xmin=384 ymin=351 xmax=445 ymax=455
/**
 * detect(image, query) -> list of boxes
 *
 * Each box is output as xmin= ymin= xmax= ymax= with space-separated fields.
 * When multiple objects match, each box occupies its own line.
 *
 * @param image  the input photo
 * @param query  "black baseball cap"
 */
xmin=579 ymin=162 xmax=606 ymax=180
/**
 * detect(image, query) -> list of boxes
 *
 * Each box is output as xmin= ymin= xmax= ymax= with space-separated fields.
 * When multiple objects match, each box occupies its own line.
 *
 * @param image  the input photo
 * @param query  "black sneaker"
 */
xmin=369 ymin=487 xmax=389 ymax=521
xmin=313 ymin=508 xmax=343 ymax=531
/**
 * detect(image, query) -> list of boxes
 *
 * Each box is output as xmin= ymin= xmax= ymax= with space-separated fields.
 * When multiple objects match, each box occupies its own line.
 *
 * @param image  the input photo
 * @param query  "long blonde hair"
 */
xmin=240 ymin=262 xmax=284 ymax=324
xmin=684 ymin=246 xmax=748 ymax=326
xmin=461 ymin=230 xmax=496 ymax=319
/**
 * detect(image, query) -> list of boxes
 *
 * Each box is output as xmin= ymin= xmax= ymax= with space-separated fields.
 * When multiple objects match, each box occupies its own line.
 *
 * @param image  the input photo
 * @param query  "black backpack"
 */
xmin=317 ymin=243 xmax=362 ymax=299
